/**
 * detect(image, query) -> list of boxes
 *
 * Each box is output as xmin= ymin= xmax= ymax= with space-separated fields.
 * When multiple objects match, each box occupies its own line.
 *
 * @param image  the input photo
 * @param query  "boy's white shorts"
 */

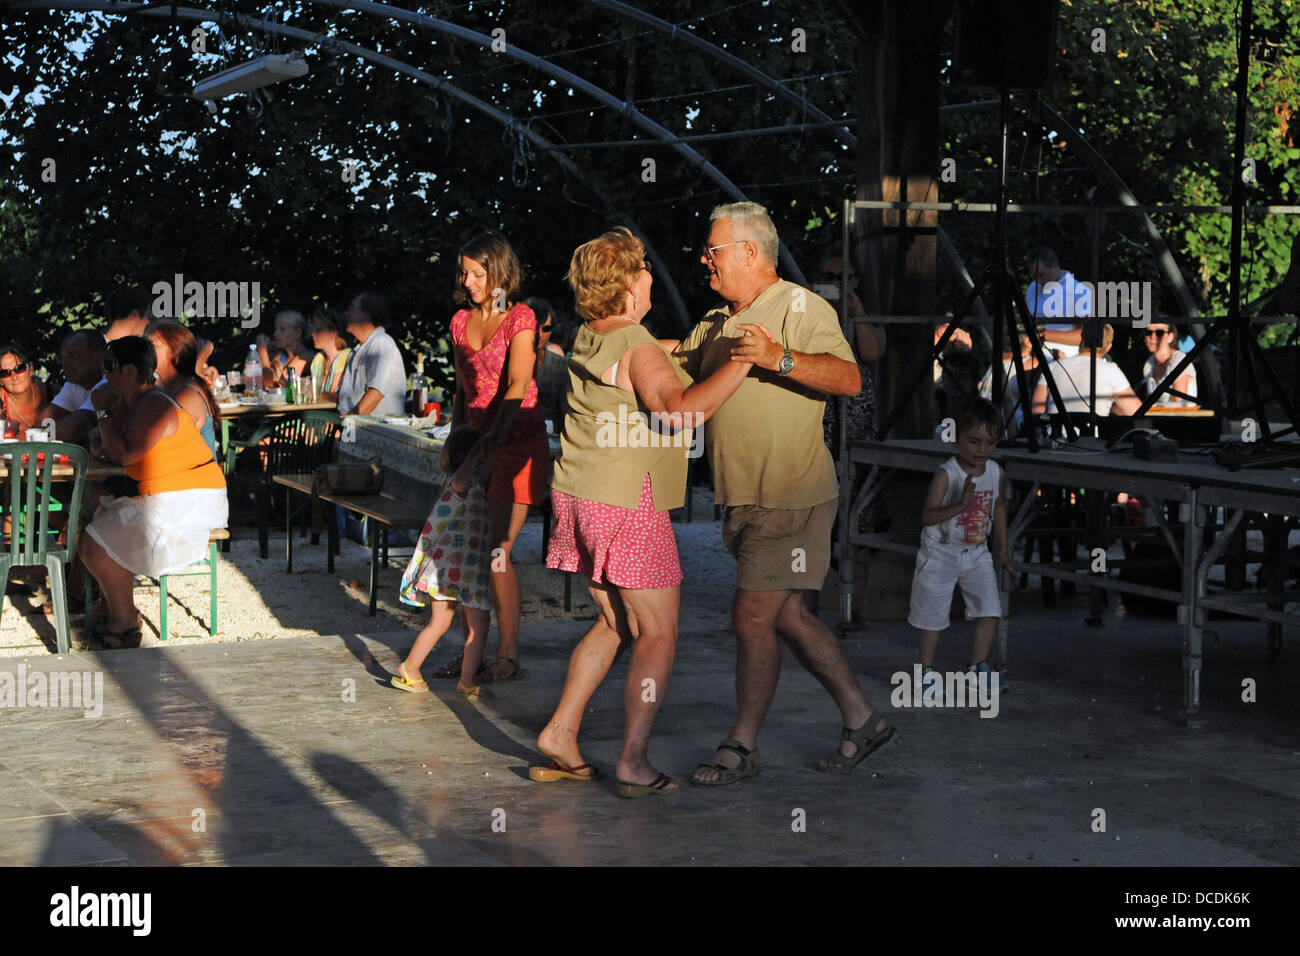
xmin=907 ymin=541 xmax=1002 ymax=631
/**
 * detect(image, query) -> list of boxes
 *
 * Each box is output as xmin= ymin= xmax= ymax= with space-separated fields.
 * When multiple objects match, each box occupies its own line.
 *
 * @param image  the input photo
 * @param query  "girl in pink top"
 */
xmin=446 ymin=230 xmax=549 ymax=684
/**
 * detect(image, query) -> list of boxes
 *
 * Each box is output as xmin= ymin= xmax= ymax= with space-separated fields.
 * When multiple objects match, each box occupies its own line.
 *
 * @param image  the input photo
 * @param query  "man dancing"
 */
xmin=674 ymin=202 xmax=895 ymax=784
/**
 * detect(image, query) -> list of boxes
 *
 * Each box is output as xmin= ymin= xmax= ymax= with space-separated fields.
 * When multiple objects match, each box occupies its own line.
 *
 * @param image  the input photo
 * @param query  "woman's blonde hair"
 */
xmin=566 ymin=227 xmax=645 ymax=322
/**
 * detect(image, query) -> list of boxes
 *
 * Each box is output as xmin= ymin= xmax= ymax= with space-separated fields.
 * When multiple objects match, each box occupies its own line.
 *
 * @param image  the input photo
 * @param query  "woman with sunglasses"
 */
xmin=78 ymin=336 xmax=228 ymax=648
xmin=0 ymin=345 xmax=49 ymax=434
xmin=1141 ymin=320 xmax=1198 ymax=407
xmin=525 ymin=296 xmax=569 ymax=431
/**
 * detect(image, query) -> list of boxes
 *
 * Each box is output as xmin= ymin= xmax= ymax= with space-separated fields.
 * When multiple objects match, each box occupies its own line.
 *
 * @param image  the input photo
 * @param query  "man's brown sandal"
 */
xmin=691 ymin=738 xmax=759 ymax=786
xmin=816 ymin=711 xmax=896 ymax=774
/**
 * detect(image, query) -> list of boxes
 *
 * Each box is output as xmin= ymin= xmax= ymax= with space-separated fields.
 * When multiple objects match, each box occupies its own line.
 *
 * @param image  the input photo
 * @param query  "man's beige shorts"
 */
xmin=722 ymin=498 xmax=838 ymax=592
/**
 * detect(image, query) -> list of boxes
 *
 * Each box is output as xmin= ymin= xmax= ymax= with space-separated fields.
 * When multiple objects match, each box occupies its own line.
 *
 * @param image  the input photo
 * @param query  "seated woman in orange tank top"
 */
xmin=78 ymin=336 xmax=228 ymax=648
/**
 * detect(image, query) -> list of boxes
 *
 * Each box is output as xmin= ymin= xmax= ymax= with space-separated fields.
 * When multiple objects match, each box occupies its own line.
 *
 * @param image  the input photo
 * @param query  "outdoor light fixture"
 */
xmin=192 ymin=53 xmax=309 ymax=101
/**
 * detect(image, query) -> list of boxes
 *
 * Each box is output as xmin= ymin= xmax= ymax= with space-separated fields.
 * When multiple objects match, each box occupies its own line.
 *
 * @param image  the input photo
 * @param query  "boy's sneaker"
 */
xmin=918 ymin=665 xmax=943 ymax=704
xmin=969 ymin=660 xmax=1008 ymax=696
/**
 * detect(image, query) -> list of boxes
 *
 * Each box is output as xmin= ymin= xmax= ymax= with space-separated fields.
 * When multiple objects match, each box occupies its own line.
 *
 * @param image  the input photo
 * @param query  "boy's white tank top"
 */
xmin=922 ymin=456 xmax=1001 ymax=547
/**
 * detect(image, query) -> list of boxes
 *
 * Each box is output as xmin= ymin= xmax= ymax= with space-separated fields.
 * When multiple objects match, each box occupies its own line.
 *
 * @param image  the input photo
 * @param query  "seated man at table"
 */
xmin=337 ymin=291 xmax=406 ymax=416
xmin=1032 ymin=323 xmax=1141 ymax=418
xmin=41 ymin=329 xmax=107 ymax=443
xmin=1025 ymin=246 xmax=1091 ymax=360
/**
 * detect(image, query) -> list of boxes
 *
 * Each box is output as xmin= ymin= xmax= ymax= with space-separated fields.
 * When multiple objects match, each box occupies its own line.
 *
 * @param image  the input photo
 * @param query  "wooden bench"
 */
xmin=273 ymin=472 xmax=428 ymax=615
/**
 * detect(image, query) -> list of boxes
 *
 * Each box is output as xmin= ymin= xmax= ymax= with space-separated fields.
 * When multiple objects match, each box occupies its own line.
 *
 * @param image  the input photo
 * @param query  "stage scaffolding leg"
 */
xmin=1182 ymin=488 xmax=1206 ymax=724
xmin=1264 ymin=516 xmax=1286 ymax=664
xmin=840 ymin=463 xmax=892 ymax=628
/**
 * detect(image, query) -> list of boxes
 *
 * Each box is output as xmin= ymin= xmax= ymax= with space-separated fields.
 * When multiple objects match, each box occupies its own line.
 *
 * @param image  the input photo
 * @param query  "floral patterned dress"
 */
xmin=400 ymin=483 xmax=493 ymax=611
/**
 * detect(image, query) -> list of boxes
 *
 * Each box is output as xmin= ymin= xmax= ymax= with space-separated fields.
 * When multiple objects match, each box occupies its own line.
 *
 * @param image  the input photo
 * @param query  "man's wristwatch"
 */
xmin=95 ymin=408 xmax=111 ymax=421
xmin=777 ymin=347 xmax=795 ymax=377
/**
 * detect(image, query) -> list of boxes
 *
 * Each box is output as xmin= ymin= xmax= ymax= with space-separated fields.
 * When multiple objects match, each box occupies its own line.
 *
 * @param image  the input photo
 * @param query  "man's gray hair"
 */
xmin=710 ymin=201 xmax=779 ymax=265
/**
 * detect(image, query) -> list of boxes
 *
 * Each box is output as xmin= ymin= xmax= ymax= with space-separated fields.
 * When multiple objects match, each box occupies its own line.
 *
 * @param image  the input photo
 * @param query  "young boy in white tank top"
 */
xmin=909 ymin=400 xmax=1016 ymax=699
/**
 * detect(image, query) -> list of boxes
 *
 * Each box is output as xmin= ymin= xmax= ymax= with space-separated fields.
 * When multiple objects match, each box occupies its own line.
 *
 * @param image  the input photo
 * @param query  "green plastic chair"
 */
xmin=0 ymin=442 xmax=88 ymax=654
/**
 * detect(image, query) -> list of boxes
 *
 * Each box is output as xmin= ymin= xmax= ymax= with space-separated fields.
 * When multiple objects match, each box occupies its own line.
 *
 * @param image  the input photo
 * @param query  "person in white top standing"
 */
xmin=909 ymin=400 xmax=1014 ymax=697
xmin=1025 ymin=246 xmax=1091 ymax=359
xmin=1141 ymin=319 xmax=1198 ymax=407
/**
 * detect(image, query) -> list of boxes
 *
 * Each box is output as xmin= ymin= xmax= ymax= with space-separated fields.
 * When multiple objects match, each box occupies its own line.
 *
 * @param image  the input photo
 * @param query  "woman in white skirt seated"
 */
xmin=79 ymin=336 xmax=228 ymax=648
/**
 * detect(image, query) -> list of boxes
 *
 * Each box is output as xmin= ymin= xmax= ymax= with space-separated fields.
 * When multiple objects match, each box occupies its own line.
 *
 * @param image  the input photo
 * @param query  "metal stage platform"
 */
xmin=840 ymin=438 xmax=1299 ymax=721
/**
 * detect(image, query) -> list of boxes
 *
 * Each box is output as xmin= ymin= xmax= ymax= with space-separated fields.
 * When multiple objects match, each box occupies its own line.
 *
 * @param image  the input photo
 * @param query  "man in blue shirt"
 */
xmin=337 ymin=291 xmax=406 ymax=416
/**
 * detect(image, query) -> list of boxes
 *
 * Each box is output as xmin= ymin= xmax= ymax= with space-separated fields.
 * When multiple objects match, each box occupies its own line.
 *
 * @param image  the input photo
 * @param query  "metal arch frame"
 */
xmin=588 ymin=4 xmax=1203 ymax=343
xmin=319 ymin=0 xmax=1212 ymax=336
xmin=11 ymin=0 xmax=699 ymax=331
xmin=585 ymin=0 xmax=858 ymax=152
xmin=283 ymin=0 xmax=807 ymax=284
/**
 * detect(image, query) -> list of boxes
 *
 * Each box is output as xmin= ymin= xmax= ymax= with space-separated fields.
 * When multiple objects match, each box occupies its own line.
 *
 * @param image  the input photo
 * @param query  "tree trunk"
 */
xmin=858 ymin=0 xmax=954 ymax=438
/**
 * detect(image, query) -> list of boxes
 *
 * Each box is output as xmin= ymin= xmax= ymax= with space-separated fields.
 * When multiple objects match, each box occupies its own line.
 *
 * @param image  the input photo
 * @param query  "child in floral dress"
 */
xmin=392 ymin=428 xmax=494 ymax=699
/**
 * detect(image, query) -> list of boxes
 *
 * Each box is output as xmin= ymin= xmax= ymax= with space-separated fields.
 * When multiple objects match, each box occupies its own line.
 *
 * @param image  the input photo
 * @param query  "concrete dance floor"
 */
xmin=1 ymin=596 xmax=1297 ymax=867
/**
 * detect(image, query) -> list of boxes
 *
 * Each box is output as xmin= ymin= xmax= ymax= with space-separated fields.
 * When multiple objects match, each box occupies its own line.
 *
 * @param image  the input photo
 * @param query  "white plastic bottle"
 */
xmin=244 ymin=345 xmax=262 ymax=399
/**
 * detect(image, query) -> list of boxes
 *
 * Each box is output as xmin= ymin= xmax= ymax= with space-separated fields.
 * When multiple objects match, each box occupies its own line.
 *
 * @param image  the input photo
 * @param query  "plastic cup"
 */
xmin=423 ymin=402 xmax=438 ymax=422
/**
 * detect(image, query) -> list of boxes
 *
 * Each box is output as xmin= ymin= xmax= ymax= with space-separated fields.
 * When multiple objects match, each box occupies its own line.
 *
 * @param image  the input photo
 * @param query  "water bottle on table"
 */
xmin=244 ymin=345 xmax=262 ymax=400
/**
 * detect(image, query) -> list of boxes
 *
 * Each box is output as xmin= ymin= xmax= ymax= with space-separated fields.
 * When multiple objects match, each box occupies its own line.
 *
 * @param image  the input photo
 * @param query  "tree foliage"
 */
xmin=938 ymin=0 xmax=1300 ymax=352
xmin=3 ymin=0 xmax=1298 ymax=395
xmin=0 ymin=0 xmax=859 ymax=389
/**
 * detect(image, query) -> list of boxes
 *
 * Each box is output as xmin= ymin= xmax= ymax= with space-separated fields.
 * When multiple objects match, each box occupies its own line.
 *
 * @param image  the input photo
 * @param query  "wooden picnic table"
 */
xmin=218 ymin=400 xmax=338 ymax=417
xmin=217 ymin=400 xmax=338 ymax=474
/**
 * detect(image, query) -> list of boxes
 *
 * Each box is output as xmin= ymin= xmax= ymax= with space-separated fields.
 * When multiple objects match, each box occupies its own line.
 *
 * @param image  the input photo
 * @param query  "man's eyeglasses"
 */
xmin=702 ymin=240 xmax=748 ymax=261
xmin=0 ymin=363 xmax=29 ymax=379
xmin=1143 ymin=329 xmax=1171 ymax=339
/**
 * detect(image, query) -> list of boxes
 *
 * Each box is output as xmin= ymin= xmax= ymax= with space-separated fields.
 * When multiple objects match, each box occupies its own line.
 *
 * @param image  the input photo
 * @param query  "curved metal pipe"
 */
xmin=585 ymin=0 xmax=857 ymax=152
xmin=11 ymin=0 xmax=694 ymax=330
xmin=293 ymin=0 xmax=805 ymax=284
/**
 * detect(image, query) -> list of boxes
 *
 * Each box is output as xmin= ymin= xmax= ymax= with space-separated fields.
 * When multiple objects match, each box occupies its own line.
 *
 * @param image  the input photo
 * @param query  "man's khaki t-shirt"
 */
xmin=675 ymin=279 xmax=855 ymax=509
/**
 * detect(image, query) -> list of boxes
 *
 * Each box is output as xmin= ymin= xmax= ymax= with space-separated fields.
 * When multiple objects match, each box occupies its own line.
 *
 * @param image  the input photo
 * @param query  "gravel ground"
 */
xmin=0 ymin=486 xmax=737 ymax=656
